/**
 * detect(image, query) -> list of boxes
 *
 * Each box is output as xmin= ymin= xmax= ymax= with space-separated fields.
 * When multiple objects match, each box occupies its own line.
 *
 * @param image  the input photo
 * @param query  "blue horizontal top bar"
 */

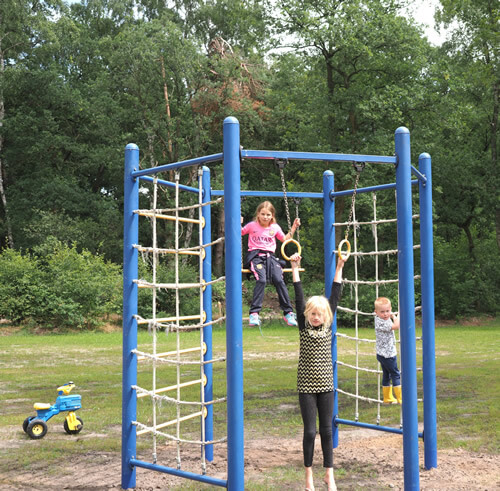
xmin=139 ymin=175 xmax=199 ymax=194
xmin=131 ymin=150 xmax=397 ymax=181
xmin=216 ymin=180 xmax=418 ymax=200
xmin=132 ymin=153 xmax=223 ymax=178
xmin=138 ymin=179 xmax=418 ymax=200
xmin=330 ymin=180 xmax=418 ymax=198
xmin=241 ymin=149 xmax=397 ymax=165
xmin=212 ymin=189 xmax=322 ymax=199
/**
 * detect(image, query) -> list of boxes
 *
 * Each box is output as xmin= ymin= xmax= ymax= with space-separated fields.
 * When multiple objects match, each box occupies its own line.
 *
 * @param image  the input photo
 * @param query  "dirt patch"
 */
xmin=1 ymin=428 xmax=498 ymax=490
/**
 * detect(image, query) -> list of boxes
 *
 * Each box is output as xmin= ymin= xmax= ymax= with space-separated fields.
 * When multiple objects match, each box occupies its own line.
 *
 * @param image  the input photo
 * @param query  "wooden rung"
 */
xmin=241 ymin=268 xmax=304 ymax=273
xmin=136 ymin=378 xmax=204 ymax=399
xmin=135 ymin=245 xmax=202 ymax=256
xmin=136 ymin=281 xmax=204 ymax=290
xmin=137 ymin=346 xmax=202 ymax=361
xmin=136 ymin=313 xmax=205 ymax=325
xmin=136 ymin=410 xmax=204 ymax=435
xmin=135 ymin=210 xmax=204 ymax=226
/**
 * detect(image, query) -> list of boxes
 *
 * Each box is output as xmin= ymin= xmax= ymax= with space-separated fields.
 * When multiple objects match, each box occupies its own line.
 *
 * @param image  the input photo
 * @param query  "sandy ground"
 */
xmin=1 ymin=427 xmax=498 ymax=490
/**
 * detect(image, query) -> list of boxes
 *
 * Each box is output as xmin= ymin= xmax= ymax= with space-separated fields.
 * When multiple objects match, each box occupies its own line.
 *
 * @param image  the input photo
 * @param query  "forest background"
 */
xmin=0 ymin=0 xmax=498 ymax=329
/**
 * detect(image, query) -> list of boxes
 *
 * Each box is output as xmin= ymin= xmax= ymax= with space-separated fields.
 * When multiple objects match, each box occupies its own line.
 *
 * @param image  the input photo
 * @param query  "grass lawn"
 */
xmin=0 ymin=317 xmax=498 ymax=488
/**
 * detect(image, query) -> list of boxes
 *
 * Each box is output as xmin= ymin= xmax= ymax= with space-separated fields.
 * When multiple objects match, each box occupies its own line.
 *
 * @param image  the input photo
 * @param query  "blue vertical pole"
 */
xmin=418 ymin=153 xmax=437 ymax=470
xmin=395 ymin=127 xmax=420 ymax=490
xmin=202 ymin=166 xmax=214 ymax=462
xmin=223 ymin=117 xmax=245 ymax=491
xmin=323 ymin=171 xmax=338 ymax=448
xmin=122 ymin=143 xmax=139 ymax=489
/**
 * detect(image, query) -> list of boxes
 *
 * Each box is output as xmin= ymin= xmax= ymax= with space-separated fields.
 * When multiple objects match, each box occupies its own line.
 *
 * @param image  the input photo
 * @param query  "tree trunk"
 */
xmin=496 ymin=209 xmax=500 ymax=251
xmin=491 ymin=80 xmax=499 ymax=249
xmin=0 ymin=37 xmax=14 ymax=248
xmin=182 ymin=205 xmax=196 ymax=266
xmin=325 ymin=58 xmax=336 ymax=150
xmin=461 ymin=217 xmax=476 ymax=260
xmin=181 ymin=168 xmax=199 ymax=264
xmin=160 ymin=56 xmax=173 ymax=162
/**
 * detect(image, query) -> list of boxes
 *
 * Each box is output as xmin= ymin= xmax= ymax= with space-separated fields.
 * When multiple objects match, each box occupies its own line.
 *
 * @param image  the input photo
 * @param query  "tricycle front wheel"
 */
xmin=64 ymin=416 xmax=83 ymax=435
xmin=27 ymin=419 xmax=48 ymax=439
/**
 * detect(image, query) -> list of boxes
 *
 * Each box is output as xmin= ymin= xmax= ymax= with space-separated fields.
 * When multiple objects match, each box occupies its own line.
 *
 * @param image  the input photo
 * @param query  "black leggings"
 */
xmin=298 ymin=391 xmax=334 ymax=468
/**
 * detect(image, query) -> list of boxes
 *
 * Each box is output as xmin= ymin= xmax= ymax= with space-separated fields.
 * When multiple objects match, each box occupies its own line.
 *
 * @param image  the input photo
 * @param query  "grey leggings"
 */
xmin=298 ymin=391 xmax=334 ymax=468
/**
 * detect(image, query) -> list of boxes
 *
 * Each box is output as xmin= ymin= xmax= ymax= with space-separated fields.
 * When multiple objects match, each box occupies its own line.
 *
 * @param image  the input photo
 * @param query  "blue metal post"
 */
xmin=223 ymin=117 xmax=245 ymax=491
xmin=122 ymin=143 xmax=139 ymax=489
xmin=418 ymin=153 xmax=437 ymax=469
xmin=395 ymin=128 xmax=420 ymax=490
xmin=323 ymin=171 xmax=338 ymax=448
xmin=202 ymin=166 xmax=214 ymax=462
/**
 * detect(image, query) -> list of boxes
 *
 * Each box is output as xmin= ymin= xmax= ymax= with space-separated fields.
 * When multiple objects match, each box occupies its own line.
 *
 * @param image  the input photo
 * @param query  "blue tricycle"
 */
xmin=23 ymin=382 xmax=83 ymax=439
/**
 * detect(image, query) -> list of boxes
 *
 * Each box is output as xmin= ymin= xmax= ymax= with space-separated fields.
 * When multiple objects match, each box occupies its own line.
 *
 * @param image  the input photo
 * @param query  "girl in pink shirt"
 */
xmin=241 ymin=201 xmax=300 ymax=327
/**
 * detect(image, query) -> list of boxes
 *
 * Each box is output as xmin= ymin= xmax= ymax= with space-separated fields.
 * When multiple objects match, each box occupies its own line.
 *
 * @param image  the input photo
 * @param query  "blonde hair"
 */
xmin=304 ymin=296 xmax=333 ymax=327
xmin=254 ymin=201 xmax=277 ymax=224
xmin=374 ymin=296 xmax=391 ymax=312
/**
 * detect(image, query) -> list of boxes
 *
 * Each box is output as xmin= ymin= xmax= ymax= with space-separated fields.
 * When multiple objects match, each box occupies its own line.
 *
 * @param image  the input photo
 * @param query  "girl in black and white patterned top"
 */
xmin=290 ymin=253 xmax=346 ymax=491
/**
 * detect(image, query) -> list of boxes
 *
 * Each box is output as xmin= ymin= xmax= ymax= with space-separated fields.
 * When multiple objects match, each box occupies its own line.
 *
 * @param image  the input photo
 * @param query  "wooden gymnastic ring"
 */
xmin=281 ymin=239 xmax=302 ymax=261
xmin=338 ymin=239 xmax=351 ymax=260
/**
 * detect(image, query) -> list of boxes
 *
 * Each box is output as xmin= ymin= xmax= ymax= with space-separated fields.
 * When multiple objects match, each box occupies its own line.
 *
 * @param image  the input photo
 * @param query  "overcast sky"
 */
xmin=405 ymin=0 xmax=449 ymax=46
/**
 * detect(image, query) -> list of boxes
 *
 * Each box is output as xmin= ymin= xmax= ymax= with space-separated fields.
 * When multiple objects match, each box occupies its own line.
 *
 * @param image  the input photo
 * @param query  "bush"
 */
xmin=434 ymin=233 xmax=500 ymax=319
xmin=38 ymin=242 xmax=122 ymax=328
xmin=0 ymin=249 xmax=44 ymax=323
xmin=0 ymin=240 xmax=122 ymax=329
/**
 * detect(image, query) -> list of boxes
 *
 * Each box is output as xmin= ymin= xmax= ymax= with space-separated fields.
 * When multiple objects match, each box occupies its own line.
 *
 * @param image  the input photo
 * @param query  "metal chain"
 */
xmin=279 ymin=165 xmax=292 ymax=232
xmin=294 ymin=198 xmax=301 ymax=242
xmin=344 ymin=171 xmax=361 ymax=242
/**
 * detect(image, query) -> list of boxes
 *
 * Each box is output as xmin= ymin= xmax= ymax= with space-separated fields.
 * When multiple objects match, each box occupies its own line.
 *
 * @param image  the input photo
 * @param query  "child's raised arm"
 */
xmin=290 ymin=253 xmax=301 ymax=283
xmin=333 ymin=256 xmax=347 ymax=283
xmin=285 ymin=217 xmax=301 ymax=241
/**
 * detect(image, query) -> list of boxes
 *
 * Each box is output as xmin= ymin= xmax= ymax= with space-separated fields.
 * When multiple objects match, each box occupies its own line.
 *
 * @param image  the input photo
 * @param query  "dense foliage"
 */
xmin=0 ymin=0 xmax=498 ymax=326
xmin=0 ymin=240 xmax=122 ymax=328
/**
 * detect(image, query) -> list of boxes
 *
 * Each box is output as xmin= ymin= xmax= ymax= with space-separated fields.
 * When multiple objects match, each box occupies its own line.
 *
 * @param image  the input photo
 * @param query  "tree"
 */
xmin=162 ymin=0 xmax=273 ymax=56
xmin=436 ymin=0 xmax=500 ymax=250
xmin=261 ymin=0 xmax=435 ymax=274
xmin=2 ymin=2 xmax=125 ymax=260
xmin=272 ymin=0 xmax=430 ymax=151
xmin=0 ymin=0 xmax=62 ymax=248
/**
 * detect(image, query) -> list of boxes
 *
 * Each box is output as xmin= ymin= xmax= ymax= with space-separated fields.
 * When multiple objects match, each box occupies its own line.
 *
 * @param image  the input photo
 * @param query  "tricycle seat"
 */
xmin=34 ymin=403 xmax=51 ymax=410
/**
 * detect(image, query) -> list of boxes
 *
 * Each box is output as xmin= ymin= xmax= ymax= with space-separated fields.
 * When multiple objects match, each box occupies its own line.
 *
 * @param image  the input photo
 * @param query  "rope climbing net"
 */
xmin=130 ymin=168 xmax=227 ymax=474
xmin=334 ymin=191 xmax=423 ymax=425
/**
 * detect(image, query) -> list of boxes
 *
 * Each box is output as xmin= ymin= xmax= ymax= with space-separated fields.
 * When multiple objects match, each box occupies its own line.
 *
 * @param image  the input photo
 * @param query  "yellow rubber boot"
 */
xmin=382 ymin=386 xmax=397 ymax=404
xmin=393 ymin=385 xmax=402 ymax=404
